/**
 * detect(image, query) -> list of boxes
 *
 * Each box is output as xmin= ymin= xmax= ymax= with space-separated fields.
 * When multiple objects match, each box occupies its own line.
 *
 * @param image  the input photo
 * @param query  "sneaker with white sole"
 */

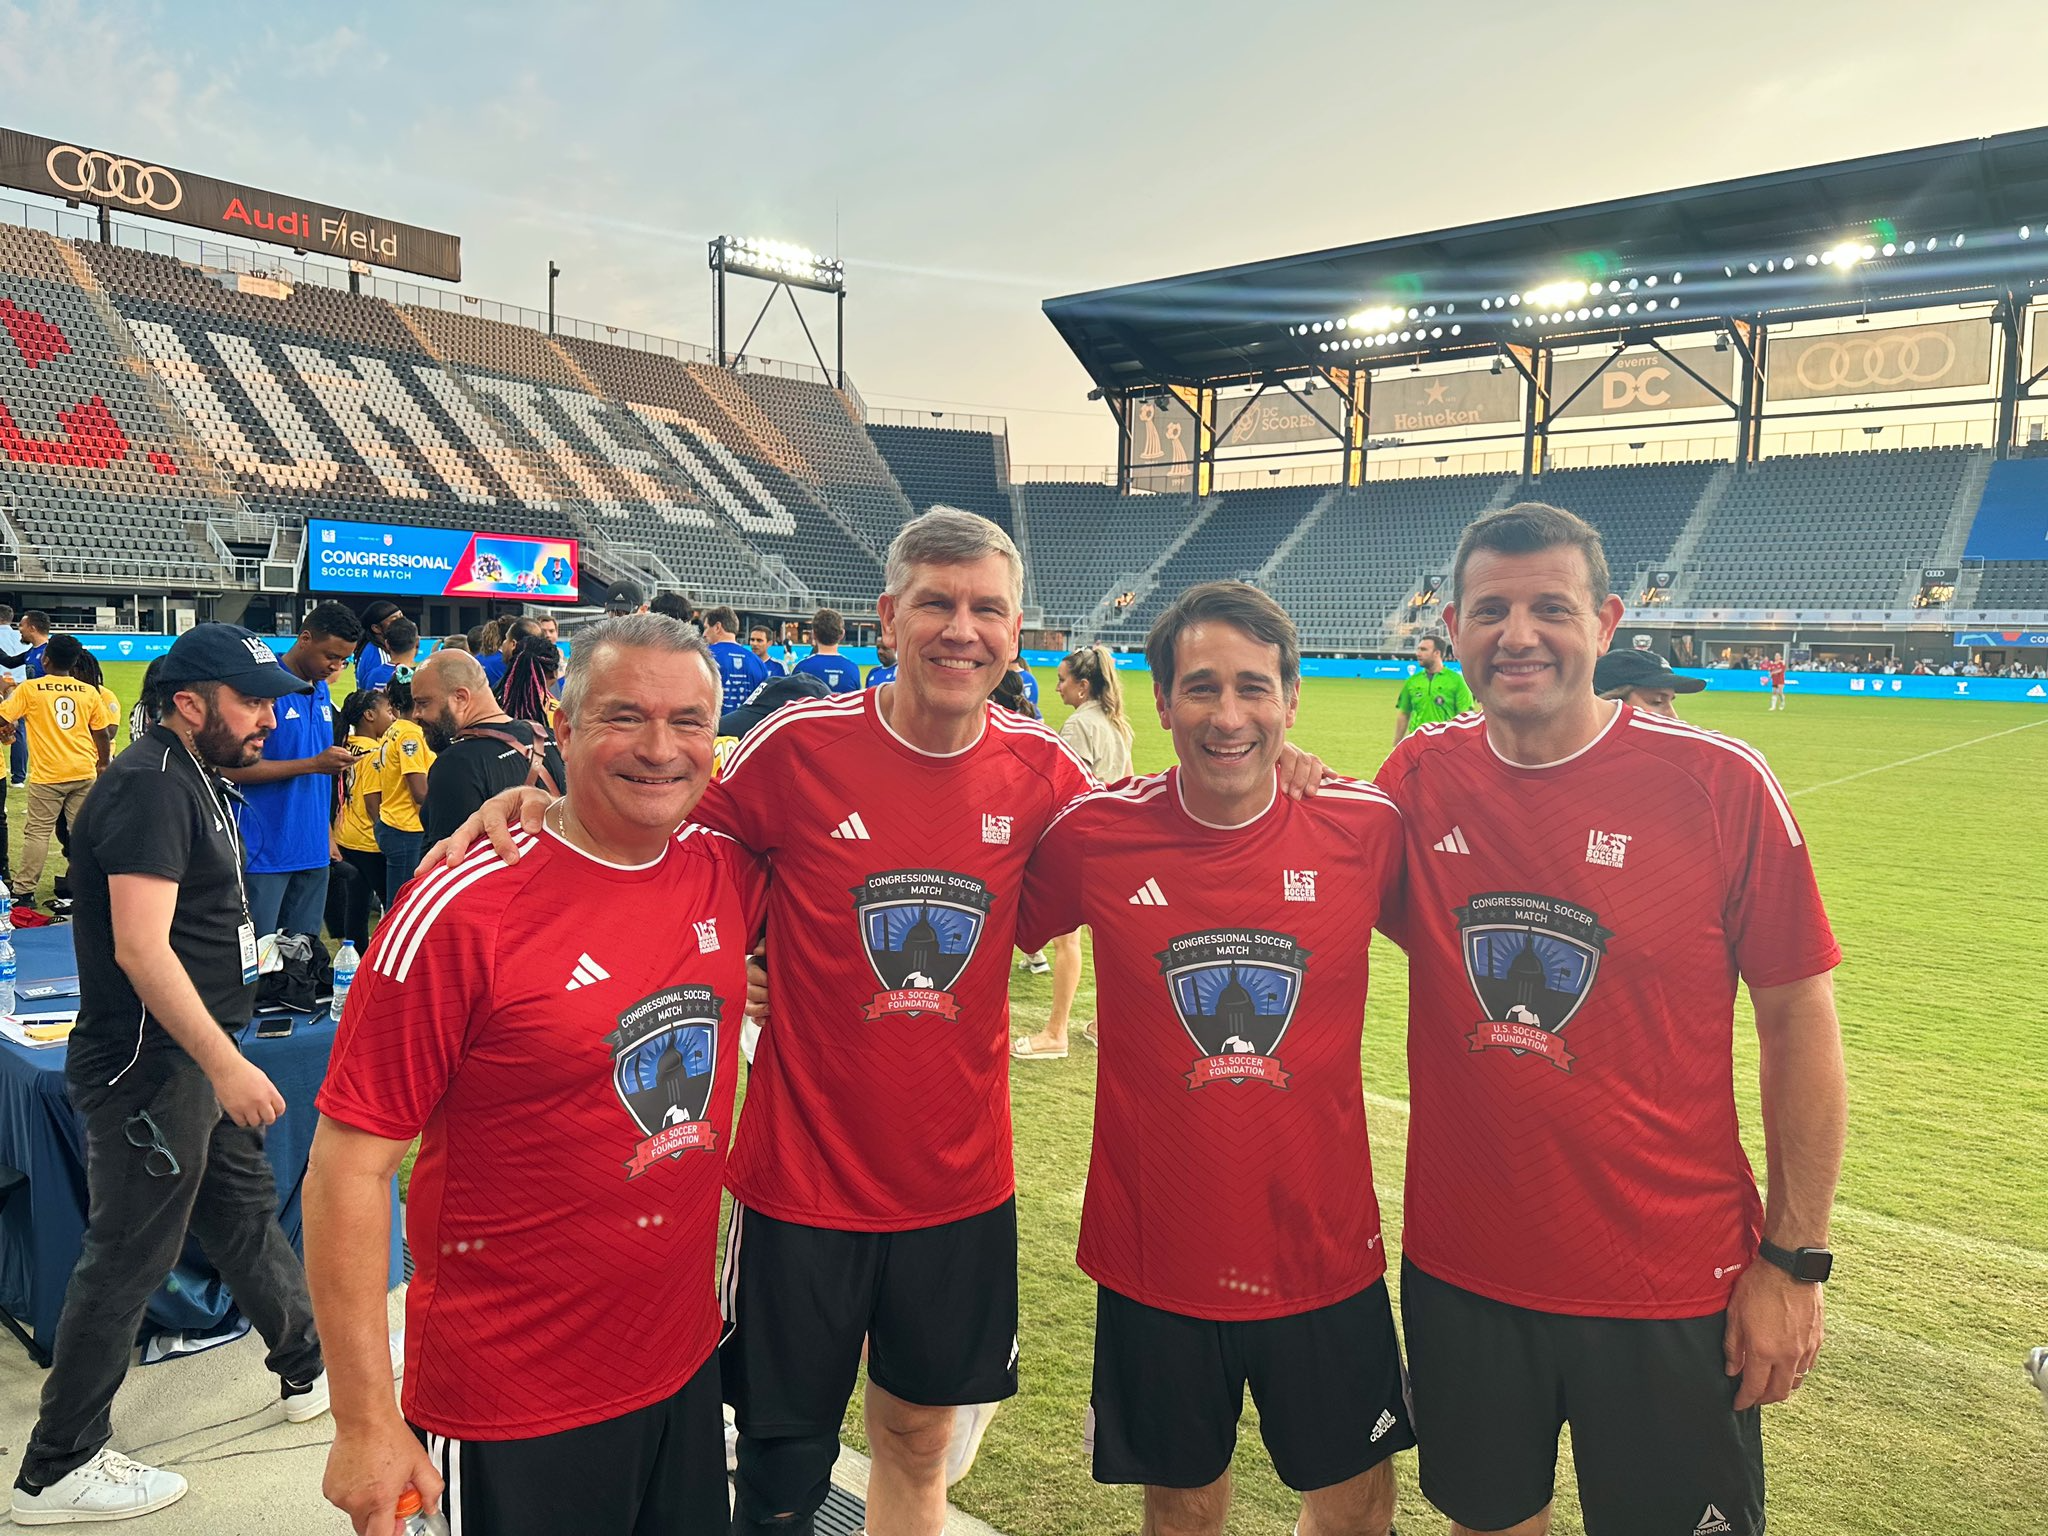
xmin=945 ymin=1400 xmax=1000 ymax=1486
xmin=281 ymin=1369 xmax=330 ymax=1423
xmin=10 ymin=1448 xmax=188 ymax=1525
xmin=2027 ymin=1345 xmax=2048 ymax=1408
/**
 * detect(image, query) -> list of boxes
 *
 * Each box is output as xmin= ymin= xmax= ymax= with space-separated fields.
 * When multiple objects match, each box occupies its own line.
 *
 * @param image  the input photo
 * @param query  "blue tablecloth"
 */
xmin=0 ymin=924 xmax=402 ymax=1357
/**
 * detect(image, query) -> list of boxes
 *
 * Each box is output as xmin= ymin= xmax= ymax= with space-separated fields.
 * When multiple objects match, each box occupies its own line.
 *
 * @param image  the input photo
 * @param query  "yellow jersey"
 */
xmin=96 ymin=686 xmax=120 ymax=741
xmin=335 ymin=732 xmax=383 ymax=853
xmin=0 ymin=675 xmax=113 ymax=783
xmin=375 ymin=718 xmax=435 ymax=833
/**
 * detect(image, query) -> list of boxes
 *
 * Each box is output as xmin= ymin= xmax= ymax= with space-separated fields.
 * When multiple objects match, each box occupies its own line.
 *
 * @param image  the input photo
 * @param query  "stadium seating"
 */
xmin=0 ymin=228 xmax=234 ymax=585
xmin=1682 ymin=448 xmax=1981 ymax=608
xmin=866 ymin=424 xmax=1014 ymax=534
xmin=1014 ymin=481 xmax=1199 ymax=626
xmin=1093 ymin=484 xmax=1326 ymax=643
xmin=1972 ymin=561 xmax=2048 ymax=607
xmin=1264 ymin=474 xmax=1516 ymax=648
xmin=1517 ymin=461 xmax=1721 ymax=593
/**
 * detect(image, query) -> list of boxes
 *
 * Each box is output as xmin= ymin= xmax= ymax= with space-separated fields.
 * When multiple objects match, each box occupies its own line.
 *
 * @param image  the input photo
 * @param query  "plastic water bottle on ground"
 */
xmin=330 ymin=940 xmax=358 ymax=1022
xmin=0 ymin=903 xmax=17 ymax=1018
xmin=395 ymin=1488 xmax=450 ymax=1535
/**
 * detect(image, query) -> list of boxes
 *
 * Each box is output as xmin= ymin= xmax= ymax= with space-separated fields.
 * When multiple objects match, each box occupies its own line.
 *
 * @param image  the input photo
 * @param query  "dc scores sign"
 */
xmin=0 ymin=127 xmax=461 ymax=282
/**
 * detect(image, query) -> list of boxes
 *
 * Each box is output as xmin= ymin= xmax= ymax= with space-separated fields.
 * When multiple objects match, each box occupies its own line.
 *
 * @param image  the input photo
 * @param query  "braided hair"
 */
xmin=499 ymin=634 xmax=560 ymax=727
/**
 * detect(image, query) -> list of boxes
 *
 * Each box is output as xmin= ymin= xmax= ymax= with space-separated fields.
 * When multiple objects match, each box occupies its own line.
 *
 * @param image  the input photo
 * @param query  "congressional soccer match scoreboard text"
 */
xmin=309 ymin=519 xmax=580 ymax=604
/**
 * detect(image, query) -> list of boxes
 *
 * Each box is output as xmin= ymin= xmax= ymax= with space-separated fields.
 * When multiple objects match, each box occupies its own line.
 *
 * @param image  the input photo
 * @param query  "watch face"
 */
xmin=1794 ymin=1248 xmax=1834 ymax=1282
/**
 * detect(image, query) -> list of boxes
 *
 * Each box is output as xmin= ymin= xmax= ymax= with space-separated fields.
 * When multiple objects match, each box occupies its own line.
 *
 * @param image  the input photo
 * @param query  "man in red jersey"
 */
xmin=1764 ymin=651 xmax=1788 ymax=710
xmin=304 ymin=615 xmax=762 ymax=1536
xmin=1019 ymin=582 xmax=1413 ymax=1536
xmin=1374 ymin=503 xmax=1845 ymax=1536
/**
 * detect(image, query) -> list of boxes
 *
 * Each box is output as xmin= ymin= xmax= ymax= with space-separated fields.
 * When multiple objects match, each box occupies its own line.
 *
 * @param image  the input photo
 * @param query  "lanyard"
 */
xmin=183 ymin=742 xmax=250 ymax=920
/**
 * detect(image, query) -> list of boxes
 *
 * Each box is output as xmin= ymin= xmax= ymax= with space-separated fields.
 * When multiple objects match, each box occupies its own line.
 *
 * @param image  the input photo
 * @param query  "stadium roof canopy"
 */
xmin=1044 ymin=126 xmax=2048 ymax=394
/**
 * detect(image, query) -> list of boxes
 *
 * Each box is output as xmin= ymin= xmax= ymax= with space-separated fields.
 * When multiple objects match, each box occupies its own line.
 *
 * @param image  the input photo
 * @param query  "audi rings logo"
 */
xmin=1791 ymin=332 xmax=1958 ymax=393
xmin=44 ymin=145 xmax=183 ymax=212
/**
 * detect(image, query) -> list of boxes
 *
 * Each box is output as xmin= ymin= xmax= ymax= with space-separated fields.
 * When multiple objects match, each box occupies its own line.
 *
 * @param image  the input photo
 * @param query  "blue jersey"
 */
xmin=24 ymin=641 xmax=46 ymax=680
xmin=239 ymin=668 xmax=335 ymax=874
xmin=794 ymin=653 xmax=862 ymax=695
xmin=356 ymin=646 xmax=395 ymax=692
xmin=865 ymin=664 xmax=897 ymax=689
xmin=760 ymin=655 xmax=788 ymax=678
xmin=710 ymin=640 xmax=771 ymax=712
xmin=1012 ymin=667 xmax=1039 ymax=706
xmin=479 ymin=651 xmax=507 ymax=688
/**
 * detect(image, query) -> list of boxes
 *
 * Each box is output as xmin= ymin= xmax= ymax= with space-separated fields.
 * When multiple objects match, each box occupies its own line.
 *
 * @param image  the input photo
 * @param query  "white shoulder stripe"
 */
xmin=384 ymin=847 xmax=533 ymax=984
xmin=1040 ymin=773 xmax=1170 ymax=837
xmin=370 ymin=834 xmax=537 ymax=978
xmin=1627 ymin=716 xmax=1802 ymax=846
xmin=988 ymin=709 xmax=1098 ymax=783
xmin=719 ymin=693 xmax=858 ymax=780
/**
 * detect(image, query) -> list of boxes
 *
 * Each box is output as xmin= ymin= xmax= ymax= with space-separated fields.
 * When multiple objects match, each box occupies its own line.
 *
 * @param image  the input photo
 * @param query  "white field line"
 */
xmin=1787 ymin=715 xmax=2048 ymax=798
xmin=1361 ymin=1091 xmax=2048 ymax=1272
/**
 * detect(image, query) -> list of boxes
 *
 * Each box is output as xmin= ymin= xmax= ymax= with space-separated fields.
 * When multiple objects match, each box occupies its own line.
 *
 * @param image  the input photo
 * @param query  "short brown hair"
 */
xmin=705 ymin=606 xmax=740 ymax=634
xmin=1145 ymin=581 xmax=1300 ymax=697
xmin=811 ymin=607 xmax=845 ymax=646
xmin=1451 ymin=502 xmax=1610 ymax=606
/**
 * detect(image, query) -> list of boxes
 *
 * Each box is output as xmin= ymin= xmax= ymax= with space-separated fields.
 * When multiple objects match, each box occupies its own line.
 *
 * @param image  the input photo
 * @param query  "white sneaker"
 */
xmin=945 ymin=1400 xmax=1000 ymax=1486
xmin=1026 ymin=952 xmax=1051 ymax=975
xmin=2027 ymin=1345 xmax=2048 ymax=1408
xmin=11 ymin=1448 xmax=188 ymax=1524
xmin=281 ymin=1369 xmax=330 ymax=1423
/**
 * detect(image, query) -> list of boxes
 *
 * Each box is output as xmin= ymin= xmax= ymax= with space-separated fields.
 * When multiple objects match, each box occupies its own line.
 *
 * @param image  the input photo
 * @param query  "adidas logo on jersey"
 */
xmin=830 ymin=812 xmax=871 ymax=840
xmin=564 ymin=953 xmax=611 ymax=991
xmin=1128 ymin=877 xmax=1168 ymax=907
xmin=1693 ymin=1505 xmax=1733 ymax=1535
xmin=1369 ymin=1408 xmax=1398 ymax=1443
xmin=1432 ymin=825 xmax=1472 ymax=855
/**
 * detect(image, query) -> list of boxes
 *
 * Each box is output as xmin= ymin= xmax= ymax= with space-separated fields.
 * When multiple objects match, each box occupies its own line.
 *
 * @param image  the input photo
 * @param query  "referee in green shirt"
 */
xmin=1392 ymin=635 xmax=1475 ymax=743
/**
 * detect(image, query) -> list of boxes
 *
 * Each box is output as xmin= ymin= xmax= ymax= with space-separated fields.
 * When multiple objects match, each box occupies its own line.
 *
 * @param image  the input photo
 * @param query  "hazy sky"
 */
xmin=2 ymin=0 xmax=2040 ymax=462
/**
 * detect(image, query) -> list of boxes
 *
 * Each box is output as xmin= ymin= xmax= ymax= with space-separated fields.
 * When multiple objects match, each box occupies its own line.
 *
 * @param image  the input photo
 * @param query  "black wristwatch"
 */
xmin=1756 ymin=1238 xmax=1833 ymax=1283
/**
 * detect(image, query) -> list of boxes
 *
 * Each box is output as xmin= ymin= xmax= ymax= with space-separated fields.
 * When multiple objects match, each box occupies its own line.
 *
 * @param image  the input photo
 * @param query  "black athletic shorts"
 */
xmin=1088 ymin=1279 xmax=1415 ymax=1492
xmin=719 ymin=1196 xmax=1019 ymax=1434
xmin=409 ymin=1349 xmax=726 ymax=1535
xmin=1401 ymin=1258 xmax=1765 ymax=1536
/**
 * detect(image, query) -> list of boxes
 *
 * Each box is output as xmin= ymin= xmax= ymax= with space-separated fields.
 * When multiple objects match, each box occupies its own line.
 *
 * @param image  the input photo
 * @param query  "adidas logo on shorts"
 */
xmin=1369 ymin=1408 xmax=1397 ymax=1442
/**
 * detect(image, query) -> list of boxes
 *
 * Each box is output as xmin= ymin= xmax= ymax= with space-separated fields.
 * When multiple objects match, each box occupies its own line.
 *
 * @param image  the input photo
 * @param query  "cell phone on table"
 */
xmin=253 ymin=1014 xmax=297 ymax=1040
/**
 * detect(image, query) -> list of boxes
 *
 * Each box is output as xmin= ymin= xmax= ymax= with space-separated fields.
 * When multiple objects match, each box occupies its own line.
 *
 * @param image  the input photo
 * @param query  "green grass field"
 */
xmin=42 ymin=663 xmax=2048 ymax=1533
xmin=922 ymin=675 xmax=2048 ymax=1536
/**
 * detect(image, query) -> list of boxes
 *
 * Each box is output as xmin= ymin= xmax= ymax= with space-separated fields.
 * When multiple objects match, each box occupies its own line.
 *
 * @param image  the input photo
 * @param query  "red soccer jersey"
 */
xmin=699 ymin=689 xmax=1095 ymax=1230
xmin=1765 ymin=658 xmax=1787 ymax=685
xmin=1375 ymin=705 xmax=1840 ymax=1319
xmin=317 ymin=824 xmax=765 ymax=1439
xmin=1019 ymin=769 xmax=1404 ymax=1319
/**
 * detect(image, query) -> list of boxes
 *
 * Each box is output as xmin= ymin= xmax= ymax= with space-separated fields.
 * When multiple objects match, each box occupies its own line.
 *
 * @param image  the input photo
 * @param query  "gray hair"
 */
xmin=560 ymin=614 xmax=719 ymax=724
xmin=884 ymin=506 xmax=1024 ymax=604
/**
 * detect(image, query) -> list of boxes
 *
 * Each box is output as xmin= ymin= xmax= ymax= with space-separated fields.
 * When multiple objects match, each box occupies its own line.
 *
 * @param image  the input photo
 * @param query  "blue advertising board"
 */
xmin=308 ymin=518 xmax=580 ymax=603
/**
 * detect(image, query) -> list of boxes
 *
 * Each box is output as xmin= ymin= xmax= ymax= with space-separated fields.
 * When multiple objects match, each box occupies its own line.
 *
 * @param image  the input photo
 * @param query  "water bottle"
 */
xmin=0 ymin=904 xmax=16 ymax=1018
xmin=394 ymin=1488 xmax=449 ymax=1536
xmin=329 ymin=940 xmax=358 ymax=1022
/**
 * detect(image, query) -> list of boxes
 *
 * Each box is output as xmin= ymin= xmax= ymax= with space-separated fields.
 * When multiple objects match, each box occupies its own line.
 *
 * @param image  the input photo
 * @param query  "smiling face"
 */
xmin=876 ymin=554 xmax=1021 ymax=726
xmin=1156 ymin=621 xmax=1297 ymax=824
xmin=1446 ymin=544 xmax=1624 ymax=734
xmin=556 ymin=644 xmax=721 ymax=846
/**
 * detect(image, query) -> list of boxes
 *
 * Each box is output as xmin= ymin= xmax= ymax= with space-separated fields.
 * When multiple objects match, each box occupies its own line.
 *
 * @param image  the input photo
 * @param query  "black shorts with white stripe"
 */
xmin=410 ymin=1350 xmax=725 ymax=1535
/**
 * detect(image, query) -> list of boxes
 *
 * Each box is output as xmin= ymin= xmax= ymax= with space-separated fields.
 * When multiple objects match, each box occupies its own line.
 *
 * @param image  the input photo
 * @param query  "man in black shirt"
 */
xmin=411 ymin=648 xmax=565 ymax=848
xmin=13 ymin=625 xmax=330 ymax=1525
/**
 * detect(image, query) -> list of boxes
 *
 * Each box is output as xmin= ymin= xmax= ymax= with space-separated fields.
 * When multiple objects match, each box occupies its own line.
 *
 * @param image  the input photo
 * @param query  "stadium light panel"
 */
xmin=1349 ymin=305 xmax=1403 ymax=332
xmin=1526 ymin=279 xmax=1589 ymax=310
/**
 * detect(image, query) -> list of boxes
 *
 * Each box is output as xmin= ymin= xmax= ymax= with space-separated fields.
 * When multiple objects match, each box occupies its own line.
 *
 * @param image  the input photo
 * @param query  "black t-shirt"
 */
xmin=67 ymin=725 xmax=256 ymax=1084
xmin=422 ymin=719 xmax=565 ymax=847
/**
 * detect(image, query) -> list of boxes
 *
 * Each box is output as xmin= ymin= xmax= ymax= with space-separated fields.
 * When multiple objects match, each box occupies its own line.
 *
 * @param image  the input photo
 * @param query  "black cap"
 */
xmin=1593 ymin=648 xmax=1705 ymax=695
xmin=606 ymin=581 xmax=644 ymax=613
xmin=718 ymin=672 xmax=831 ymax=740
xmin=157 ymin=624 xmax=313 ymax=698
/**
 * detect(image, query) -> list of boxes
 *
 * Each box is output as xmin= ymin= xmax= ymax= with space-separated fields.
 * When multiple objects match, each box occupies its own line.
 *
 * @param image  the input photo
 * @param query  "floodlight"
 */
xmin=1903 ymin=240 xmax=1916 ymax=253
xmin=1350 ymin=305 xmax=1403 ymax=332
xmin=1626 ymin=302 xmax=1638 ymax=314
xmin=714 ymin=233 xmax=846 ymax=293
xmin=1645 ymin=275 xmax=1657 ymax=287
xmin=2024 ymin=226 xmax=2034 ymax=240
xmin=1450 ymin=324 xmax=1461 ymax=336
xmin=1645 ymin=299 xmax=1658 ymax=311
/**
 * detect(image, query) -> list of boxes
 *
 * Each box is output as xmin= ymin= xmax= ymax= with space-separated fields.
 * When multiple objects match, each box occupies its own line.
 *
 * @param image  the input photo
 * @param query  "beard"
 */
xmin=419 ymin=705 xmax=459 ymax=754
xmin=192 ymin=703 xmax=268 ymax=770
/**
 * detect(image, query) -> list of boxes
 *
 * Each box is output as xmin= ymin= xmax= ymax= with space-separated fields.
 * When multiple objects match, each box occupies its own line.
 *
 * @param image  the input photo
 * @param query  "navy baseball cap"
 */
xmin=1593 ymin=649 xmax=1705 ymax=695
xmin=157 ymin=624 xmax=312 ymax=698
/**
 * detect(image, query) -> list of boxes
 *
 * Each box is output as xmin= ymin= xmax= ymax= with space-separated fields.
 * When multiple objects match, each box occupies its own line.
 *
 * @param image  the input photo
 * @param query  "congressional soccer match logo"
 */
xmin=606 ymin=985 xmax=723 ymax=1178
xmin=1158 ymin=928 xmax=1307 ymax=1089
xmin=853 ymin=870 xmax=995 ymax=1021
xmin=1456 ymin=892 xmax=1613 ymax=1072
